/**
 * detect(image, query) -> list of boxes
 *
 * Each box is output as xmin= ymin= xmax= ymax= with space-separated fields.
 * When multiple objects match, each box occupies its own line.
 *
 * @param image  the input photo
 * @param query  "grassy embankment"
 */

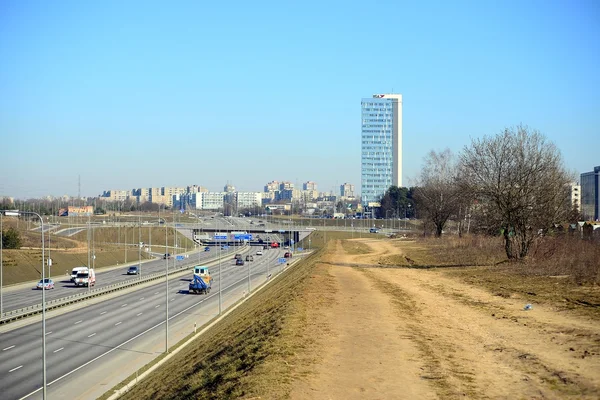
xmin=105 ymin=246 xmax=334 ymax=400
xmin=1 ymin=217 xmax=193 ymax=285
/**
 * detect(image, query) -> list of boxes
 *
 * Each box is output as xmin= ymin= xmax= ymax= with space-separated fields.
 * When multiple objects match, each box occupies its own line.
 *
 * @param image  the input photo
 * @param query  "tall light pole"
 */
xmin=165 ymin=204 xmax=169 ymax=353
xmin=218 ymin=217 xmax=222 ymax=314
xmin=138 ymin=215 xmax=142 ymax=278
xmin=87 ymin=214 xmax=91 ymax=294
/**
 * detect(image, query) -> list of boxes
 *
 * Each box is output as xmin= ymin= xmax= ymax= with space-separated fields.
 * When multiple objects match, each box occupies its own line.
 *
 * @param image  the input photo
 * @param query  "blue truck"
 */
xmin=189 ymin=267 xmax=212 ymax=294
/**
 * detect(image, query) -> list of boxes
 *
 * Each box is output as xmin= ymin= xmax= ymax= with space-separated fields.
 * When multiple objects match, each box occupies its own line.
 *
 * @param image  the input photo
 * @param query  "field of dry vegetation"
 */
xmin=106 ymin=232 xmax=600 ymax=399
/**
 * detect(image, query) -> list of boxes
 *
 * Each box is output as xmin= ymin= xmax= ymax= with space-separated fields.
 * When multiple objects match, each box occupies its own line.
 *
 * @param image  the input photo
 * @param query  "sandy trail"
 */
xmin=289 ymin=239 xmax=600 ymax=399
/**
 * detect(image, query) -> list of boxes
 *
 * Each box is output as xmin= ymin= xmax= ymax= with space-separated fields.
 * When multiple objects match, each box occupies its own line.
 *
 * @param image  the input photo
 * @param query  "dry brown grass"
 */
xmin=340 ymin=239 xmax=372 ymax=255
xmin=115 ymin=250 xmax=330 ymax=400
xmin=392 ymin=235 xmax=507 ymax=267
xmin=394 ymin=235 xmax=600 ymax=319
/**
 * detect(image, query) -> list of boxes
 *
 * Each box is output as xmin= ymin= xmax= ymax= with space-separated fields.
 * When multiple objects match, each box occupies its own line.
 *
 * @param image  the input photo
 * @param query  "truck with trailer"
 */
xmin=189 ymin=266 xmax=212 ymax=294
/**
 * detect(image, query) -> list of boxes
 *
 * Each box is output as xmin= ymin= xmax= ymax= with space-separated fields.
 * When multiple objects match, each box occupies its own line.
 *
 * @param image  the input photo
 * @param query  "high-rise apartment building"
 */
xmin=581 ymin=166 xmax=600 ymax=221
xmin=303 ymin=181 xmax=318 ymax=191
xmin=340 ymin=183 xmax=355 ymax=198
xmin=361 ymin=94 xmax=402 ymax=205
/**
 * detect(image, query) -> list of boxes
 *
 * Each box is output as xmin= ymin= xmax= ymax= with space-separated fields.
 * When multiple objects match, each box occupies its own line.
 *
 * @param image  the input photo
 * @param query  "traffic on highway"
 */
xmin=0 ymin=244 xmax=295 ymax=399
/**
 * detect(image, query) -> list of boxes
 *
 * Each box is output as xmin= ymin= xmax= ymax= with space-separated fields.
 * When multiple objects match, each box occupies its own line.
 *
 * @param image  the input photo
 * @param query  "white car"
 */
xmin=256 ymin=250 xmax=263 ymax=256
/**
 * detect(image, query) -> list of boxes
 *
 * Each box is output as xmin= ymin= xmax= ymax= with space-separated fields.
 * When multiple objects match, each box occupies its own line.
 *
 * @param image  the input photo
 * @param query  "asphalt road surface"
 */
xmin=1 ymin=246 xmax=241 ymax=314
xmin=0 ymin=247 xmax=288 ymax=400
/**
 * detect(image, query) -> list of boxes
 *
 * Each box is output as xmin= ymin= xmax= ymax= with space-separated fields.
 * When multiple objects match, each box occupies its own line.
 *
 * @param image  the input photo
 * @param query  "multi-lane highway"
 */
xmin=1 ymin=245 xmax=242 ymax=314
xmin=0 ymin=246 xmax=290 ymax=400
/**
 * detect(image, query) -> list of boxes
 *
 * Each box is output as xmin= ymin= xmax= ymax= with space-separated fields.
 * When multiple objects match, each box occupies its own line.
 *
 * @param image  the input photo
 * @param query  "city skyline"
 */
xmin=1 ymin=1 xmax=598 ymax=199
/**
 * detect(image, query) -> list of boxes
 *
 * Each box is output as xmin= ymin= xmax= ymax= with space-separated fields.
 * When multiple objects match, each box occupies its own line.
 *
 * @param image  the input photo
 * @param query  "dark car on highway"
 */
xmin=127 ymin=266 xmax=139 ymax=275
xmin=163 ymin=253 xmax=171 ymax=259
xmin=235 ymin=259 xmax=245 ymax=266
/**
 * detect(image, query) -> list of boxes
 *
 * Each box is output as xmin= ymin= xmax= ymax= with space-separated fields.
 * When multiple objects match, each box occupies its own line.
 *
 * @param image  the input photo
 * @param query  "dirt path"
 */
xmin=288 ymin=239 xmax=600 ymax=399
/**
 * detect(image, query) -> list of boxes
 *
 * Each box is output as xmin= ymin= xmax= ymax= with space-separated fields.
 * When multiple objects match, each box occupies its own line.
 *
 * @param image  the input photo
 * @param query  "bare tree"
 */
xmin=460 ymin=125 xmax=571 ymax=260
xmin=414 ymin=149 xmax=464 ymax=237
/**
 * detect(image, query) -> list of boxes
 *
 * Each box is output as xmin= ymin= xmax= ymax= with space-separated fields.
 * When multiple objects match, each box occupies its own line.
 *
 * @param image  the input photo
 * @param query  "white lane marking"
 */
xmin=9 ymin=365 xmax=23 ymax=372
xmin=121 ymin=304 xmax=128 ymax=307
xmin=154 ymin=305 xmax=160 ymax=308
xmin=154 ymin=292 xmax=159 ymax=295
xmin=115 ymin=322 xmax=122 ymax=326
xmin=171 ymin=298 xmax=175 ymax=302
xmin=100 ymin=311 xmax=106 ymax=315
xmin=53 ymin=347 xmax=64 ymax=353
xmin=136 ymin=313 xmax=143 ymax=316
xmin=140 ymin=297 xmax=144 ymax=300
xmin=20 ymin=287 xmax=220 ymax=399
xmin=74 ymin=320 xmax=82 ymax=325
xmin=3 ymin=345 xmax=15 ymax=351
xmin=87 ymin=333 xmax=96 ymax=338
xmin=45 ymin=332 xmax=52 ymax=335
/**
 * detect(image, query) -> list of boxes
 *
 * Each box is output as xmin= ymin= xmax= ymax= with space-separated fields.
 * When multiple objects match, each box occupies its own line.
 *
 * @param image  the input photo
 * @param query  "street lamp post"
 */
xmin=165 ymin=207 xmax=169 ymax=353
xmin=138 ymin=215 xmax=142 ymax=278
xmin=218 ymin=218 xmax=222 ymax=314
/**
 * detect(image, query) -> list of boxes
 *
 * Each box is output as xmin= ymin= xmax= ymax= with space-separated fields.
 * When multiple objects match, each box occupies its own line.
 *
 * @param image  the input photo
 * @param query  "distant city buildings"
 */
xmin=361 ymin=93 xmax=402 ymax=206
xmin=581 ymin=166 xmax=600 ymax=221
xmin=96 ymin=179 xmax=356 ymax=215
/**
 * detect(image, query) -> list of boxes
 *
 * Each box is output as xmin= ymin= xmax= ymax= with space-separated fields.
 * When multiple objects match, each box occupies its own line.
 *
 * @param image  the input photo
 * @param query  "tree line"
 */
xmin=380 ymin=125 xmax=578 ymax=261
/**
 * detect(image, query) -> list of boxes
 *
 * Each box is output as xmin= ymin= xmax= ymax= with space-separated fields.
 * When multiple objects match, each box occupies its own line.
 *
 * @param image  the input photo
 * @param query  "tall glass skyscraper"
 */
xmin=361 ymin=94 xmax=402 ymax=206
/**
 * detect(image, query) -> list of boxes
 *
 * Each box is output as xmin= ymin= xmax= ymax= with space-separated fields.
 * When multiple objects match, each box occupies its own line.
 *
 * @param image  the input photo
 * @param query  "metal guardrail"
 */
xmin=0 ymin=246 xmax=250 ymax=325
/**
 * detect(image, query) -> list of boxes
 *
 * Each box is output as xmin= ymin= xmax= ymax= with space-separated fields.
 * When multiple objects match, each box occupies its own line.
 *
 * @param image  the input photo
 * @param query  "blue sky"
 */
xmin=1 ymin=0 xmax=598 ymax=198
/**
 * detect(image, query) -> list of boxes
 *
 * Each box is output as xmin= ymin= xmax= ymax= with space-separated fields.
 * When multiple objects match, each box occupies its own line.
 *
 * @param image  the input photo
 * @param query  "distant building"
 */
xmin=264 ymin=181 xmax=279 ymax=192
xmin=100 ymin=190 xmax=130 ymax=202
xmin=279 ymin=181 xmax=294 ymax=191
xmin=569 ymin=182 xmax=581 ymax=213
xmin=198 ymin=192 xmax=226 ymax=210
xmin=361 ymin=93 xmax=402 ymax=205
xmin=340 ymin=183 xmax=355 ymax=198
xmin=188 ymin=185 xmax=208 ymax=193
xmin=235 ymin=192 xmax=262 ymax=209
xmin=303 ymin=181 xmax=318 ymax=191
xmin=224 ymin=183 xmax=236 ymax=193
xmin=581 ymin=166 xmax=600 ymax=221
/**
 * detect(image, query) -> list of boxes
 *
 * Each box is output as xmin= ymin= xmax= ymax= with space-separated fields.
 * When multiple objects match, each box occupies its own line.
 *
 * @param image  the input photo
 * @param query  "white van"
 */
xmin=70 ymin=266 xmax=88 ymax=282
xmin=74 ymin=268 xmax=96 ymax=287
